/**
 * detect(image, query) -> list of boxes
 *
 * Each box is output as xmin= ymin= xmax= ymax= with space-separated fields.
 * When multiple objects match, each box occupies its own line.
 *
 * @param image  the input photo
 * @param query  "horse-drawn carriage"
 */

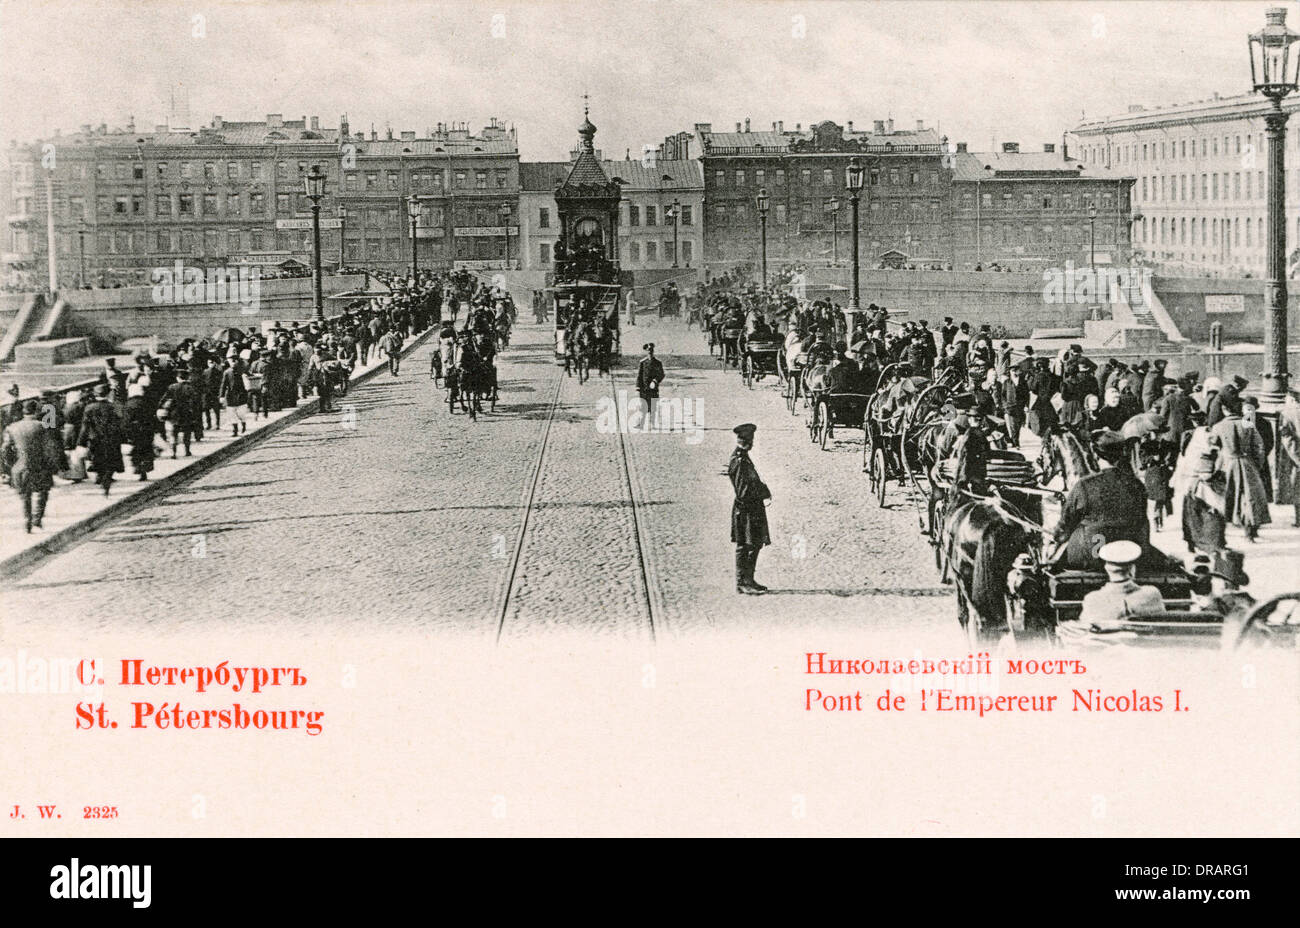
xmin=739 ymin=331 xmax=783 ymax=390
xmin=657 ymin=286 xmax=681 ymax=318
xmin=862 ymin=364 xmax=959 ymax=508
xmin=802 ymin=365 xmax=872 ymax=452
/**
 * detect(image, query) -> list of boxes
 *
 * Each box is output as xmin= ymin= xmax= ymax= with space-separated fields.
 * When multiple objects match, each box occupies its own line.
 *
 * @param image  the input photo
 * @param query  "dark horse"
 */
xmin=939 ymin=429 xmax=1096 ymax=644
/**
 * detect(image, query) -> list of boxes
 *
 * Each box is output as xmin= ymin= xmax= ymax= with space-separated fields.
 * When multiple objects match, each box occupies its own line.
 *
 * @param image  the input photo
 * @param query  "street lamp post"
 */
xmin=669 ymin=198 xmax=680 ymax=268
xmin=756 ymin=187 xmax=770 ymax=286
xmin=1087 ymin=202 xmax=1098 ymax=271
xmin=338 ymin=206 xmax=347 ymax=268
xmin=1249 ymin=6 xmax=1300 ymax=407
xmin=499 ymin=202 xmax=512 ymax=270
xmin=846 ymin=157 xmax=865 ymax=326
xmin=77 ymin=220 xmax=87 ymax=288
xmin=407 ymin=194 xmax=421 ymax=282
xmin=304 ymin=164 xmax=326 ymax=322
xmin=827 ymin=196 xmax=841 ymax=266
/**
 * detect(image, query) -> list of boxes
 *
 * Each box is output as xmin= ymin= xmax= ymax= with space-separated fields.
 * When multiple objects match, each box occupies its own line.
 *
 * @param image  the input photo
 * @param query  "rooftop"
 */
xmin=1073 ymin=91 xmax=1300 ymax=133
xmin=520 ymin=159 xmax=701 ymax=192
xmin=949 ymin=148 xmax=1133 ymax=182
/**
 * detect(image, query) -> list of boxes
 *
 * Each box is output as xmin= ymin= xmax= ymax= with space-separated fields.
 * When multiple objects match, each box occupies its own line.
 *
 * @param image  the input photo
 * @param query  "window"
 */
xmin=823 ymin=169 xmax=833 ymax=185
xmin=131 ymin=195 xmax=144 ymax=214
xmin=539 ymin=207 xmax=550 ymax=229
xmin=773 ymin=204 xmax=786 ymax=224
xmin=346 ymin=172 xmax=358 ymax=190
xmin=276 ymin=193 xmax=291 ymax=214
xmin=155 ymin=230 xmax=171 ymax=252
xmin=629 ymin=204 xmax=640 ymax=226
xmin=801 ymin=169 xmax=811 ymax=186
xmin=228 ymin=230 xmax=241 ymax=253
xmin=714 ymin=170 xmax=725 ymax=187
xmin=962 ymin=193 xmax=974 ymax=210
xmin=735 ymin=170 xmax=745 ymax=186
xmin=180 ymin=162 xmax=193 ymax=179
xmin=387 ymin=171 xmax=399 ymax=190
xmin=775 ymin=169 xmax=785 ymax=185
xmin=540 ymin=243 xmax=551 ymax=264
xmin=629 ymin=241 xmax=640 ymax=262
xmin=645 ymin=241 xmax=657 ymax=262
xmin=889 ymin=169 xmax=900 ymax=185
xmin=365 ymin=172 xmax=378 ymax=190
xmin=156 ymin=195 xmax=172 ymax=216
xmin=251 ymin=162 xmax=263 ymax=181
xmin=180 ymin=230 xmax=195 ymax=253
xmin=226 ymin=193 xmax=240 ymax=215
xmin=646 ymin=205 xmax=657 ymax=226
xmin=227 ymin=162 xmax=239 ymax=180
xmin=495 ymin=170 xmax=508 ymax=188
xmin=178 ymin=194 xmax=193 ymax=215
xmin=250 ymin=193 xmax=265 ymax=215
xmin=203 ymin=162 xmax=216 ymax=180
xmin=132 ymin=163 xmax=144 ymax=180
xmin=475 ymin=171 xmax=487 ymax=189
xmin=910 ymin=171 xmax=920 ymax=185
xmin=756 ymin=169 xmax=765 ymax=186
xmin=202 ymin=193 xmax=217 ymax=216
xmin=455 ymin=171 xmax=466 ymax=188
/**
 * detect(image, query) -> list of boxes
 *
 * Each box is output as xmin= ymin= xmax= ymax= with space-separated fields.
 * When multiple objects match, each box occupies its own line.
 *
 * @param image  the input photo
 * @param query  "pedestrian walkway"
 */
xmin=0 ymin=327 xmax=434 ymax=577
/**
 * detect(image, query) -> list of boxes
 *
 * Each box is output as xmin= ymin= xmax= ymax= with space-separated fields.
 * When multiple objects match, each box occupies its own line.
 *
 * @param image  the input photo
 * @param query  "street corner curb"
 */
xmin=0 ymin=325 xmax=437 ymax=586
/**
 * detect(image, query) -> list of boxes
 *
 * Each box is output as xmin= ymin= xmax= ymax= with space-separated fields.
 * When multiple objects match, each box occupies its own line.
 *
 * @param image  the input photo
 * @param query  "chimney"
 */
xmin=340 ymin=114 xmax=349 ymax=138
xmin=744 ymin=117 xmax=750 ymax=132
xmin=98 ymin=123 xmax=107 ymax=134
xmin=736 ymin=122 xmax=742 ymax=132
xmin=311 ymin=116 xmax=319 ymax=130
xmin=1043 ymin=142 xmax=1055 ymax=153
xmin=772 ymin=122 xmax=777 ymax=132
xmin=81 ymin=124 xmax=92 ymax=135
xmin=795 ymin=123 xmax=801 ymax=131
xmin=370 ymin=124 xmax=377 ymax=141
xmin=955 ymin=142 xmax=968 ymax=153
xmin=213 ymin=115 xmax=223 ymax=130
xmin=873 ymin=120 xmax=885 ymax=134
xmin=916 ymin=119 xmax=924 ymax=131
xmin=267 ymin=113 xmax=282 ymax=128
xmin=401 ymin=130 xmax=415 ymax=141
xmin=385 ymin=126 xmax=393 ymax=140
xmin=1002 ymin=142 xmax=1019 ymax=153
xmin=886 ymin=118 xmax=893 ymax=133
xmin=777 ymin=120 xmax=784 ymax=132
xmin=847 ymin=120 xmax=854 ymax=132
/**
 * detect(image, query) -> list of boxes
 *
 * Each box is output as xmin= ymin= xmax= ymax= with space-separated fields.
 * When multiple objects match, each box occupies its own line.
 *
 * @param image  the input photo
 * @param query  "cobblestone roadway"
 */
xmin=0 ymin=316 xmax=954 ymax=639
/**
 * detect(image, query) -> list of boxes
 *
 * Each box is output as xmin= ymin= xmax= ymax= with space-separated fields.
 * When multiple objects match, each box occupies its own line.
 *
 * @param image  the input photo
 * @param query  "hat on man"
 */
xmin=5 ymin=383 xmax=18 ymax=398
xmin=1231 ymin=374 xmax=1249 ymax=391
xmin=1153 ymin=358 xmax=1168 ymax=369
xmin=849 ymin=340 xmax=868 ymax=355
xmin=1097 ymin=540 xmax=1142 ymax=567
xmin=93 ymin=382 xmax=111 ymax=398
xmin=733 ymin=423 xmax=757 ymax=441
xmin=642 ymin=343 xmax=655 ymax=352
xmin=1203 ymin=376 xmax=1223 ymax=393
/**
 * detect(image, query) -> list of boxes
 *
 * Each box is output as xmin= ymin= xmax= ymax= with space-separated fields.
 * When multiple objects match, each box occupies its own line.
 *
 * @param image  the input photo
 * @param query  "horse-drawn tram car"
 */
xmin=544 ymin=107 xmax=624 ymax=370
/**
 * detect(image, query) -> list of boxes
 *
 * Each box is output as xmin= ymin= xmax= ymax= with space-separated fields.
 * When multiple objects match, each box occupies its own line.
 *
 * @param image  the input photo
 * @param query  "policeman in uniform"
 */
xmin=727 ymin=423 xmax=771 ymax=595
xmin=1076 ymin=540 xmax=1164 ymax=627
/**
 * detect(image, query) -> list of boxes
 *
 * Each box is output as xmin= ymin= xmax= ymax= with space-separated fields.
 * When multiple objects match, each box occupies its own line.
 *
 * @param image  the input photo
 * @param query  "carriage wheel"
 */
xmin=874 ymin=448 xmax=888 ymax=508
xmin=862 ymin=422 xmax=875 ymax=473
xmin=743 ymin=355 xmax=754 ymax=390
xmin=806 ymin=401 xmax=820 ymax=444
xmin=818 ymin=401 xmax=832 ymax=450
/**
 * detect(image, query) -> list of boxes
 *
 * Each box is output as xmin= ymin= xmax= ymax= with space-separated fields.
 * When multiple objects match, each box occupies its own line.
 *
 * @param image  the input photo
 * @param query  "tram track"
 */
xmin=493 ymin=350 xmax=659 ymax=642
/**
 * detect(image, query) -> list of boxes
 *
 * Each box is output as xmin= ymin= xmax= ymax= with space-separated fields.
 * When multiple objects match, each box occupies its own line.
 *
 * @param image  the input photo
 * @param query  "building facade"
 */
xmin=518 ymin=156 xmax=702 ymax=274
xmin=949 ymin=142 xmax=1134 ymax=270
xmin=3 ymin=114 xmax=342 ymax=290
xmin=695 ymin=118 xmax=953 ymax=272
xmin=336 ymin=118 xmax=519 ymax=274
xmin=1069 ymin=92 xmax=1300 ymax=277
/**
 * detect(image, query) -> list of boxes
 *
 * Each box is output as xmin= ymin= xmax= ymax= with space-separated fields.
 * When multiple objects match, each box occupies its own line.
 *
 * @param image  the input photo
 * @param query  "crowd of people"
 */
xmin=701 ymin=273 xmax=1298 ymax=574
xmin=0 ymin=267 xmax=478 ymax=533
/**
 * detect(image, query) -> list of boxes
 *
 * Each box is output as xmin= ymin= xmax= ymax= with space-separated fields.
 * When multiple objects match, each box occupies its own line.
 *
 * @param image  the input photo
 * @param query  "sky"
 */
xmin=0 ymin=0 xmax=1285 ymax=160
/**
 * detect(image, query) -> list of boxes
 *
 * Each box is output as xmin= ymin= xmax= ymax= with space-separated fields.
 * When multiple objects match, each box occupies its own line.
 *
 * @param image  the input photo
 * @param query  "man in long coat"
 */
xmin=1053 ymin=432 xmax=1152 ymax=569
xmin=727 ymin=423 xmax=771 ymax=594
xmin=2 ymin=399 xmax=62 ymax=531
xmin=635 ymin=343 xmax=665 ymax=429
xmin=77 ymin=383 xmax=125 ymax=495
xmin=1277 ymin=391 xmax=1300 ymax=528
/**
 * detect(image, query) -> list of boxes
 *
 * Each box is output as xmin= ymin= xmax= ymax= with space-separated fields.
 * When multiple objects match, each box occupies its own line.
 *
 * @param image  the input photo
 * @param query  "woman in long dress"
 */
xmin=1209 ymin=395 xmax=1271 ymax=542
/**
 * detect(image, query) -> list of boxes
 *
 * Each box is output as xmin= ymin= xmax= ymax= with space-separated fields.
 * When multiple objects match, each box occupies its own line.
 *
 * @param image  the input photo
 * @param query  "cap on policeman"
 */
xmin=733 ymin=422 xmax=757 ymax=440
xmin=1097 ymin=540 xmax=1142 ymax=565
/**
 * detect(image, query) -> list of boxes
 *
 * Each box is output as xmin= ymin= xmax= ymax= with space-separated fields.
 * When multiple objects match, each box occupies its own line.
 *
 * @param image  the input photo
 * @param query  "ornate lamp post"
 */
xmin=846 ymin=157 xmax=865 ymax=319
xmin=755 ymin=187 xmax=770 ymax=285
xmin=1249 ymin=6 xmax=1300 ymax=407
xmin=407 ymin=194 xmax=421 ymax=282
xmin=826 ymin=196 xmax=841 ymax=265
xmin=669 ymin=198 xmax=681 ymax=268
xmin=499 ymin=201 xmax=512 ymax=270
xmin=304 ymin=164 xmax=326 ymax=321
